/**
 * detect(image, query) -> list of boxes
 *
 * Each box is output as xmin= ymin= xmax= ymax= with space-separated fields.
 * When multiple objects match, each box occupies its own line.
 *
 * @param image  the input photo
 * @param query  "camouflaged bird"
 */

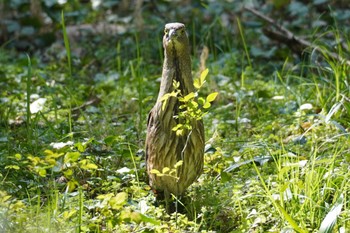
xmin=146 ymin=23 xmax=205 ymax=197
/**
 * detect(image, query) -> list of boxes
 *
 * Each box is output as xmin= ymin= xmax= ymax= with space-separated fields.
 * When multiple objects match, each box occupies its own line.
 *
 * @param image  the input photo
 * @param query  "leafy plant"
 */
xmin=161 ymin=68 xmax=218 ymax=136
xmin=1 ymin=1 xmax=350 ymax=232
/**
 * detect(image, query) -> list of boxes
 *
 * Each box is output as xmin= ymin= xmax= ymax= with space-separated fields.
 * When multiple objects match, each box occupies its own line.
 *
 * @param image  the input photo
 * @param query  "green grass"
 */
xmin=0 ymin=13 xmax=350 ymax=233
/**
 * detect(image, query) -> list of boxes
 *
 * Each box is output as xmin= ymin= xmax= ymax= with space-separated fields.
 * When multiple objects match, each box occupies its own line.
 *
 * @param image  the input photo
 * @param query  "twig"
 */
xmin=244 ymin=7 xmax=350 ymax=66
xmin=72 ymin=97 xmax=101 ymax=115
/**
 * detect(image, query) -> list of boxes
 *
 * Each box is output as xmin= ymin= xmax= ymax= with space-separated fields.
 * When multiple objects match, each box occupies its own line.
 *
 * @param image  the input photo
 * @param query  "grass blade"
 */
xmin=26 ymin=54 xmax=32 ymax=144
xmin=61 ymin=11 xmax=72 ymax=80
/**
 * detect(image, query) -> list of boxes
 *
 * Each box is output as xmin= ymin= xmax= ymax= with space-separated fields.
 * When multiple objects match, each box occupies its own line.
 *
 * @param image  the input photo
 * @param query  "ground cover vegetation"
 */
xmin=0 ymin=0 xmax=349 ymax=232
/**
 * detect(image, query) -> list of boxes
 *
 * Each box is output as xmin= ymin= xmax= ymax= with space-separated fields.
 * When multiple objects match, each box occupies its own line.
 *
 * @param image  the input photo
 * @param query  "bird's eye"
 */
xmin=164 ymin=29 xmax=169 ymax=34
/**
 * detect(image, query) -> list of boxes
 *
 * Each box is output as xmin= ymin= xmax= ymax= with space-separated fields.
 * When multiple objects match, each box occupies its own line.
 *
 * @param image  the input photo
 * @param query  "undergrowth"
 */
xmin=0 ymin=10 xmax=349 ymax=233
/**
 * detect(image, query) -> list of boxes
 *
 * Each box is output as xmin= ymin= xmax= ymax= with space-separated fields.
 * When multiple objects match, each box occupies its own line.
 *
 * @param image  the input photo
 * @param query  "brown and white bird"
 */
xmin=146 ymin=23 xmax=205 ymax=198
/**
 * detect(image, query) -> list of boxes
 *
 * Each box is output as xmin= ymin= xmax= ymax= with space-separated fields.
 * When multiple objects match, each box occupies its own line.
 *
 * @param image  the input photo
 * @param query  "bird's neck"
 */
xmin=157 ymin=48 xmax=193 ymax=102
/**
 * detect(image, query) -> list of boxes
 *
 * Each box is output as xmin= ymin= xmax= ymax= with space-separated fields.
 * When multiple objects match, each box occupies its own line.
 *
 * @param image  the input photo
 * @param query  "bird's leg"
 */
xmin=164 ymin=189 xmax=171 ymax=213
xmin=175 ymin=195 xmax=178 ymax=229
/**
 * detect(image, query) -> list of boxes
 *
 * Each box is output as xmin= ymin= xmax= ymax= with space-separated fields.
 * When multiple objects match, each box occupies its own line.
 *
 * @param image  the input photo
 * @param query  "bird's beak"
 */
xmin=167 ymin=29 xmax=177 ymax=41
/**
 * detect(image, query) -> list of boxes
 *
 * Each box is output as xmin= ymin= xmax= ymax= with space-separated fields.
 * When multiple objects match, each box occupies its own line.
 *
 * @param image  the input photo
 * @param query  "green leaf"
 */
xmin=97 ymin=193 xmax=114 ymax=200
xmin=203 ymin=102 xmax=211 ymax=109
xmin=174 ymin=160 xmax=183 ymax=168
xmin=173 ymin=80 xmax=180 ymax=89
xmin=79 ymin=159 xmax=98 ymax=170
xmin=182 ymin=92 xmax=195 ymax=102
xmin=220 ymin=171 xmax=230 ymax=183
xmin=63 ymin=169 xmax=73 ymax=178
xmin=194 ymin=68 xmax=209 ymax=89
xmin=44 ymin=149 xmax=54 ymax=156
xmin=189 ymin=100 xmax=198 ymax=109
xmin=104 ymin=135 xmax=118 ymax=146
xmin=83 ymin=163 xmax=98 ymax=170
xmin=139 ymin=213 xmax=160 ymax=225
xmin=162 ymin=167 xmax=170 ymax=173
xmin=150 ymin=169 xmax=160 ymax=174
xmin=122 ymin=211 xmax=161 ymax=225
xmin=64 ymin=152 xmax=80 ymax=163
xmin=175 ymin=129 xmax=184 ymax=136
xmin=109 ymin=192 xmax=128 ymax=209
xmin=179 ymin=105 xmax=187 ymax=110
xmin=67 ymin=180 xmax=78 ymax=192
xmin=2 ymin=195 xmax=12 ymax=202
xmin=201 ymin=68 xmax=209 ymax=80
xmin=63 ymin=210 xmax=77 ymax=220
xmin=27 ymin=155 xmax=41 ymax=166
xmin=45 ymin=158 xmax=56 ymax=166
xmin=130 ymin=212 xmax=142 ymax=223
xmin=206 ymin=92 xmax=218 ymax=102
xmin=161 ymin=93 xmax=170 ymax=111
xmin=38 ymin=168 xmax=47 ymax=177
xmin=14 ymin=153 xmax=22 ymax=160
xmin=45 ymin=150 xmax=64 ymax=161
xmin=198 ymin=97 xmax=205 ymax=105
xmin=161 ymin=101 xmax=167 ymax=111
xmin=193 ymin=68 xmax=209 ymax=89
xmin=194 ymin=79 xmax=201 ymax=89
xmin=10 ymin=200 xmax=25 ymax=211
xmin=184 ymin=124 xmax=193 ymax=130
xmin=75 ymin=142 xmax=86 ymax=152
xmin=5 ymin=165 xmax=20 ymax=170
xmin=160 ymin=93 xmax=170 ymax=102
xmin=172 ymin=124 xmax=183 ymax=131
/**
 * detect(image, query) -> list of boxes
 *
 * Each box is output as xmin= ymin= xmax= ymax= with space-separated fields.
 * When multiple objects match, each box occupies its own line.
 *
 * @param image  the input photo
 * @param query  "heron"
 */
xmin=145 ymin=23 xmax=205 ymax=203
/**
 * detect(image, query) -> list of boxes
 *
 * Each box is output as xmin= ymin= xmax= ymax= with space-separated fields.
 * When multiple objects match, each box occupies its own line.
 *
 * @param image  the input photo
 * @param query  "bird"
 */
xmin=145 ymin=22 xmax=205 ymax=201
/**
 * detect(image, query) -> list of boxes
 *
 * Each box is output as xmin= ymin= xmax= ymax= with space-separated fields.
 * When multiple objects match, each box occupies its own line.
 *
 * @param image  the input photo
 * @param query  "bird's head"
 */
xmin=163 ymin=23 xmax=189 ymax=52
